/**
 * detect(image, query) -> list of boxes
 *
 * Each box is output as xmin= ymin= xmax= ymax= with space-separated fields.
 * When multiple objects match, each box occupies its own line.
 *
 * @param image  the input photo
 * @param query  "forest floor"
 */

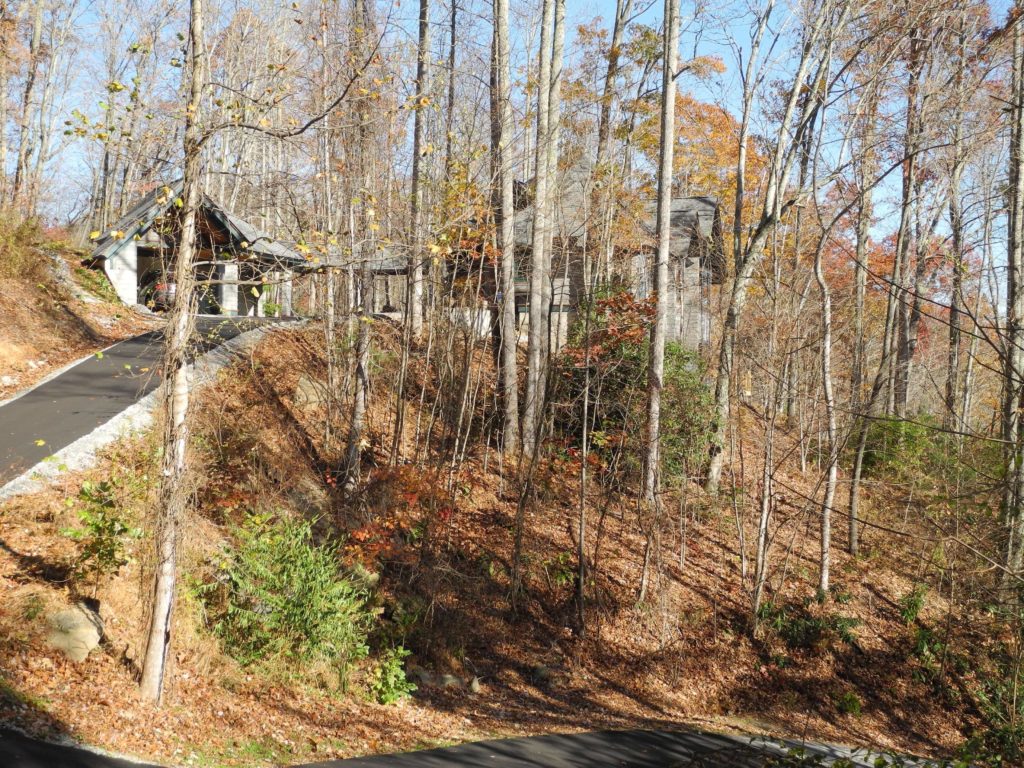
xmin=0 ymin=322 xmax=1000 ymax=767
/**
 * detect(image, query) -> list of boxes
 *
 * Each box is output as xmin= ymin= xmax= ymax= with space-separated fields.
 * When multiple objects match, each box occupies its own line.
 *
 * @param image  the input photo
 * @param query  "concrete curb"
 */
xmin=0 ymin=323 xmax=289 ymax=501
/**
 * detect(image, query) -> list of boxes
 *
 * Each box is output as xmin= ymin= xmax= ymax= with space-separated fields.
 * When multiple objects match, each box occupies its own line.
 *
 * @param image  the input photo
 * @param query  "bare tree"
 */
xmin=643 ymin=0 xmax=681 ymax=502
xmin=493 ymin=0 xmax=519 ymax=452
xmin=139 ymin=0 xmax=207 ymax=705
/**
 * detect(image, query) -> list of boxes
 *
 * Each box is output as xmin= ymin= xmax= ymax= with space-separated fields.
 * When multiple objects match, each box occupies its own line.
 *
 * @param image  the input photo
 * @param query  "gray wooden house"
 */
xmin=511 ymin=164 xmax=726 ymax=350
xmin=90 ymin=180 xmax=307 ymax=316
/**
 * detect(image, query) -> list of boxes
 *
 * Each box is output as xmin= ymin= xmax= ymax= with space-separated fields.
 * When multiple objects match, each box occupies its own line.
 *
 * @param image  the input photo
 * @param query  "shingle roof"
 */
xmin=513 ymin=163 xmax=593 ymax=247
xmin=90 ymin=180 xmax=306 ymax=268
xmin=91 ymin=180 xmax=184 ymax=261
xmin=200 ymin=196 xmax=305 ymax=267
xmin=312 ymin=244 xmax=408 ymax=274
xmin=639 ymin=196 xmax=727 ymax=283
xmin=510 ymin=162 xmax=726 ymax=283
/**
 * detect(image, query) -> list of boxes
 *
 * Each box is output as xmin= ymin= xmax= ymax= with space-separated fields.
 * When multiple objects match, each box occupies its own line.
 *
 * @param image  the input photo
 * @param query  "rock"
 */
xmin=437 ymin=674 xmax=463 ymax=689
xmin=407 ymin=665 xmax=434 ymax=687
xmin=47 ymin=603 xmax=103 ymax=662
xmin=293 ymin=375 xmax=327 ymax=408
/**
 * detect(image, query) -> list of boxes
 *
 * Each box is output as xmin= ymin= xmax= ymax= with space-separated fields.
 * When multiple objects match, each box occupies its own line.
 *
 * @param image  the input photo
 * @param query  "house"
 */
xmin=90 ymin=181 xmax=308 ymax=316
xmin=630 ymin=195 xmax=726 ymax=349
xmin=510 ymin=164 xmax=726 ymax=350
xmin=310 ymin=245 xmax=409 ymax=318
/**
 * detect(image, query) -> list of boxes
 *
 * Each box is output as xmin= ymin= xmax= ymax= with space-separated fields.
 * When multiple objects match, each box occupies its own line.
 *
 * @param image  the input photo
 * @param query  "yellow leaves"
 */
xmin=88 ymin=230 xmax=101 ymax=240
xmin=296 ymin=242 xmax=311 ymax=254
xmin=34 ymin=439 xmax=46 ymax=447
xmin=110 ymin=230 xmax=125 ymax=239
xmin=369 ymin=222 xmax=380 ymax=232
xmin=681 ymin=55 xmax=727 ymax=79
xmin=240 ymin=241 xmax=249 ymax=249
xmin=106 ymin=80 xmax=126 ymax=93
xmin=250 ymin=287 xmax=260 ymax=297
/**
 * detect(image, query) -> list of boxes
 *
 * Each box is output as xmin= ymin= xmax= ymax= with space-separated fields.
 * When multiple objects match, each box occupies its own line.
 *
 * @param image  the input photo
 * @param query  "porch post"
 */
xmin=221 ymin=262 xmax=239 ymax=316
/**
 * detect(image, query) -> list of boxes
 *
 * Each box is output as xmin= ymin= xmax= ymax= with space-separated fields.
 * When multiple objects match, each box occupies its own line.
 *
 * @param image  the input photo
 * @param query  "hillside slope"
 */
xmin=0 ymin=323 xmax=996 ymax=767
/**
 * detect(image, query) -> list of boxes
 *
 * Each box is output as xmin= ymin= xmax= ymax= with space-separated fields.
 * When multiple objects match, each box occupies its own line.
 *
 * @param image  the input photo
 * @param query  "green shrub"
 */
xmin=861 ymin=416 xmax=935 ymax=480
xmin=199 ymin=513 xmax=370 ymax=683
xmin=62 ymin=479 xmax=141 ymax=588
xmin=835 ymin=690 xmax=862 ymax=716
xmin=553 ymin=290 xmax=713 ymax=490
xmin=961 ymin=645 xmax=1024 ymax=765
xmin=367 ymin=646 xmax=416 ymax=704
xmin=758 ymin=598 xmax=860 ymax=650
xmin=899 ymin=584 xmax=927 ymax=625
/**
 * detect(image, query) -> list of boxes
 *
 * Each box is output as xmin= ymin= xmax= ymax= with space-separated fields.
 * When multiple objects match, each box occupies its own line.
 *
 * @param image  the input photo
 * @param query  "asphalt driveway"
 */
xmin=0 ymin=316 xmax=283 ymax=487
xmin=0 ymin=726 xmax=922 ymax=768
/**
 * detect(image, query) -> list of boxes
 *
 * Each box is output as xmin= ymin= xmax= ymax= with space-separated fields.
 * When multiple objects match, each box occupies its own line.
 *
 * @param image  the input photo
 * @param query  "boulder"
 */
xmin=47 ymin=603 xmax=103 ymax=662
xmin=293 ymin=375 xmax=327 ymax=408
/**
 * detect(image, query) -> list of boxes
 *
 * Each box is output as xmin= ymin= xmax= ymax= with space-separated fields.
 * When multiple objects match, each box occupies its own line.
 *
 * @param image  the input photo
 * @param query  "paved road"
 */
xmin=0 ymin=317 xmax=280 ymax=487
xmin=0 ymin=728 xmax=162 ymax=768
xmin=0 ymin=726 xmax=928 ymax=768
xmin=303 ymin=729 xmax=905 ymax=768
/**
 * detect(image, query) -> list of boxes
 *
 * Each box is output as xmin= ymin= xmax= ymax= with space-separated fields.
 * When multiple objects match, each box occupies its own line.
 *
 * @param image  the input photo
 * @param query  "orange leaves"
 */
xmin=345 ymin=465 xmax=458 ymax=567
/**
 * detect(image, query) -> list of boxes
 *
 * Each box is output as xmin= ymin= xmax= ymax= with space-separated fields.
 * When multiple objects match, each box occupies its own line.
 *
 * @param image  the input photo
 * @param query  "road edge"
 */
xmin=0 ymin=322 xmax=294 ymax=501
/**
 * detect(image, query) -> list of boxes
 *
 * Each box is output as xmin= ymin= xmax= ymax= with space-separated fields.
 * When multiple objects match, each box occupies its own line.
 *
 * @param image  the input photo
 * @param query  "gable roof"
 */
xmin=510 ymin=161 xmax=726 ymax=284
xmin=513 ymin=162 xmax=593 ymax=248
xmin=91 ymin=181 xmax=306 ymax=269
xmin=640 ymin=196 xmax=726 ymax=283
xmin=91 ymin=180 xmax=185 ymax=261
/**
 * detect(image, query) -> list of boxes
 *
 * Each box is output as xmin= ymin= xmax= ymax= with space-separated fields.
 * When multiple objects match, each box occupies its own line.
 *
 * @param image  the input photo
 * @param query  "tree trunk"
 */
xmin=643 ymin=0 xmax=680 ymax=502
xmin=1004 ymin=5 xmax=1024 ymax=586
xmin=522 ymin=0 xmax=555 ymax=454
xmin=12 ymin=0 xmax=43 ymax=211
xmin=139 ymin=0 xmax=206 ymax=705
xmin=945 ymin=14 xmax=967 ymax=432
xmin=493 ymin=0 xmax=519 ymax=452
xmin=409 ymin=0 xmax=429 ymax=338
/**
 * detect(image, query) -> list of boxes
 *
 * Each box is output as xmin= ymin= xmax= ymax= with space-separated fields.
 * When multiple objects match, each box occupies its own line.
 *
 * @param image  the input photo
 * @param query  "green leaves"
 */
xmin=61 ymin=479 xmax=142 ymax=586
xmin=198 ymin=514 xmax=371 ymax=683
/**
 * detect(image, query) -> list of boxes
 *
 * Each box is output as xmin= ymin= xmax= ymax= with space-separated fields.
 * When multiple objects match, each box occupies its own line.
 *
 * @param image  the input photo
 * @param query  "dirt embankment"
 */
xmin=0 ymin=244 xmax=158 ymax=399
xmin=0 ymin=324 xmax=993 ymax=766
